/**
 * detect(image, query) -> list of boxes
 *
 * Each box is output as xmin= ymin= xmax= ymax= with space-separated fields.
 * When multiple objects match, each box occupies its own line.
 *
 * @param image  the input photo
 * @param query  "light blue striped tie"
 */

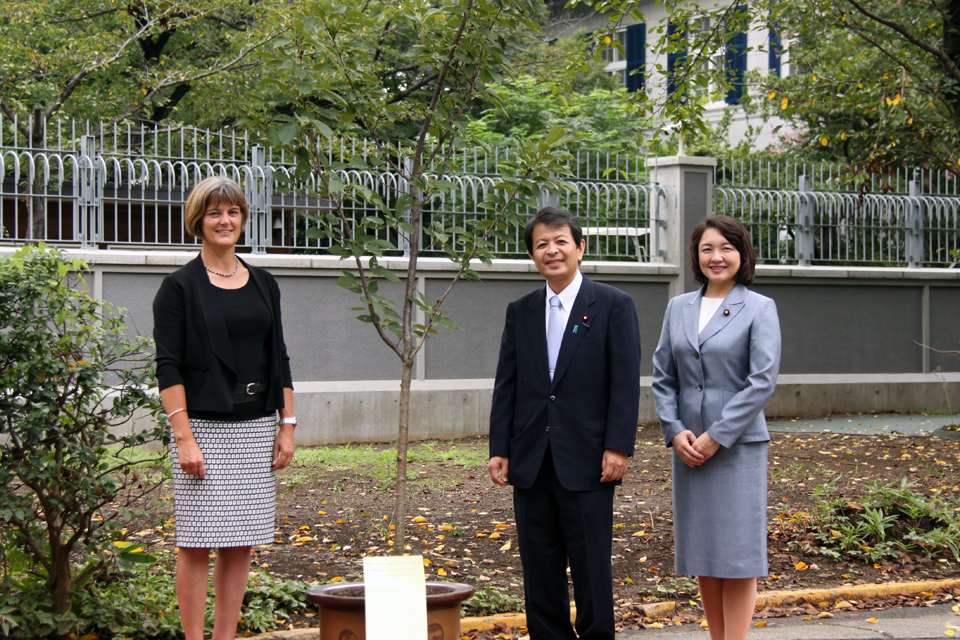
xmin=547 ymin=295 xmax=564 ymax=381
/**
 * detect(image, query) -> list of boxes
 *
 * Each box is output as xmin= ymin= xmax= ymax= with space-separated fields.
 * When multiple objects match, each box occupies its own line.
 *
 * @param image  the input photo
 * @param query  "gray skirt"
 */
xmin=671 ymin=441 xmax=768 ymax=578
xmin=171 ymin=415 xmax=277 ymax=549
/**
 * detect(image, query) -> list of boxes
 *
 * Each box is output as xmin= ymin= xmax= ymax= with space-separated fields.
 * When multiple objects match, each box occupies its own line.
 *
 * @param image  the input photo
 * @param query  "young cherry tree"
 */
xmin=246 ymin=0 xmax=578 ymax=554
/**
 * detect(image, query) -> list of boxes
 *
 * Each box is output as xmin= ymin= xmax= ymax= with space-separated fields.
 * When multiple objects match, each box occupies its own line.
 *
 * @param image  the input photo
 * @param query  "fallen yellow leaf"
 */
xmin=423 ymin=558 xmax=432 ymax=566
xmin=437 ymin=567 xmax=447 ymax=576
xmin=867 ymin=617 xmax=878 ymax=624
xmin=649 ymin=623 xmax=664 ymax=629
xmin=755 ymin=621 xmax=768 ymax=627
xmin=795 ymin=561 xmax=808 ymax=571
xmin=489 ymin=532 xmax=501 ymax=539
xmin=499 ymin=539 xmax=512 ymax=551
xmin=412 ymin=516 xmax=427 ymax=523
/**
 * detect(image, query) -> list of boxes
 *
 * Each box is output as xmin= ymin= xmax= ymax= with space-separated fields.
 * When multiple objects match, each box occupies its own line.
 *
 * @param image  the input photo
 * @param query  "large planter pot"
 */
xmin=305 ymin=581 xmax=475 ymax=640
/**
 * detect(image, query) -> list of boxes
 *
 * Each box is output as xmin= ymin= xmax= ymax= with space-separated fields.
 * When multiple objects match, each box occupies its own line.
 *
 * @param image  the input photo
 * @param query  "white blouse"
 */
xmin=698 ymin=296 xmax=725 ymax=333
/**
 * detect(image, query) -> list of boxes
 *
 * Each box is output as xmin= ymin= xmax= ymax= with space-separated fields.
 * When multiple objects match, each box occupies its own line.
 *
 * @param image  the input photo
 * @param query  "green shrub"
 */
xmin=800 ymin=478 xmax=960 ymax=563
xmin=0 ymin=245 xmax=167 ymax=626
xmin=0 ymin=554 xmax=321 ymax=639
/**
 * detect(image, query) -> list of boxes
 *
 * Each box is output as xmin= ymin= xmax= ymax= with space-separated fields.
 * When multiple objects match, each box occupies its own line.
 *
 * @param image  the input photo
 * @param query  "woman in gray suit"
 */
xmin=652 ymin=216 xmax=781 ymax=640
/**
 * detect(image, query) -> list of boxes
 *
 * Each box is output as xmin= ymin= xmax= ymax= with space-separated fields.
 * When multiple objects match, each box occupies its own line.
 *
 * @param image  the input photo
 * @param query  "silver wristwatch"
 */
xmin=281 ymin=417 xmax=298 ymax=428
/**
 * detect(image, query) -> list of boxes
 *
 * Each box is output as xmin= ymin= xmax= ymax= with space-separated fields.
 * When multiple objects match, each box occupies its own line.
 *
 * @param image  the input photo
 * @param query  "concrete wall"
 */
xmin=7 ymin=246 xmax=957 ymax=446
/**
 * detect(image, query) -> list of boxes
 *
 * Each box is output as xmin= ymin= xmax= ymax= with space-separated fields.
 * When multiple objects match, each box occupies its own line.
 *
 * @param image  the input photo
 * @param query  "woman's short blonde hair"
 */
xmin=183 ymin=176 xmax=249 ymax=240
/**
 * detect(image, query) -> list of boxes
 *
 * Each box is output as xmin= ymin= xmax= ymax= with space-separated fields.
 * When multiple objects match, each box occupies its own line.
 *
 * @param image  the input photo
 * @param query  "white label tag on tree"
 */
xmin=362 ymin=555 xmax=427 ymax=640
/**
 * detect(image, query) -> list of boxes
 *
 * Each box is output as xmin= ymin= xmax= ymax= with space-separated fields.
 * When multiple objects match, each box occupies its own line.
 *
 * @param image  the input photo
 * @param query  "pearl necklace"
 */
xmin=203 ymin=256 xmax=240 ymax=278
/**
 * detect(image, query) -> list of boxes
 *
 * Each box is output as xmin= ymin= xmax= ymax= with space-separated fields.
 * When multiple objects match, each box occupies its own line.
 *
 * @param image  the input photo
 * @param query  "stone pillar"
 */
xmin=646 ymin=156 xmax=717 ymax=296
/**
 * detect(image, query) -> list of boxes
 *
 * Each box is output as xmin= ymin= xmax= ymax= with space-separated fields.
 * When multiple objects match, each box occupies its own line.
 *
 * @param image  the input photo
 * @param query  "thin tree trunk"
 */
xmin=392 ymin=356 xmax=414 ymax=555
xmin=50 ymin=545 xmax=73 ymax=617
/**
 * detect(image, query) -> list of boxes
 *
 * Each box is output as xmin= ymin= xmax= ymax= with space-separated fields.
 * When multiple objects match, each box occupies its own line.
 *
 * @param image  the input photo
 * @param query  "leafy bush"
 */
xmin=0 ymin=245 xmax=167 ymax=625
xmin=462 ymin=584 xmax=525 ymax=616
xmin=798 ymin=477 xmax=960 ymax=563
xmin=0 ymin=553 xmax=320 ymax=639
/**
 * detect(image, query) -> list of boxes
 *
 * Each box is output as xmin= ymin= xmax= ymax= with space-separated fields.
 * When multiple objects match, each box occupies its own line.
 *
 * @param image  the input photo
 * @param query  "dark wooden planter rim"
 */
xmin=305 ymin=582 xmax=475 ymax=613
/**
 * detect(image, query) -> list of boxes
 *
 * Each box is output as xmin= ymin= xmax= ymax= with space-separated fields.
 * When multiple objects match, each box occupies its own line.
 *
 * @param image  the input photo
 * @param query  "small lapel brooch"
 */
xmin=723 ymin=309 xmax=730 ymax=316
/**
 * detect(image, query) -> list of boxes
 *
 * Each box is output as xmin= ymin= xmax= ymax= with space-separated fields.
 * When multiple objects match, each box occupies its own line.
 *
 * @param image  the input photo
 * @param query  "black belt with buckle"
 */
xmin=233 ymin=381 xmax=268 ymax=403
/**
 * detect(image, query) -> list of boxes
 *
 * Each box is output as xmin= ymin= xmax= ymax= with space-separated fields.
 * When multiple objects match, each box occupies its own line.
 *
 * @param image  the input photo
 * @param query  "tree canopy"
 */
xmin=759 ymin=0 xmax=960 ymax=177
xmin=0 ymin=0 xmax=281 ymax=143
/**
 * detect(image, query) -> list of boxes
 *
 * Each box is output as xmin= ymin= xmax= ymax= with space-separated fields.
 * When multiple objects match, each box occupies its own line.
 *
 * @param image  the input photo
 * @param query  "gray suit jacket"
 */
xmin=652 ymin=283 xmax=781 ymax=449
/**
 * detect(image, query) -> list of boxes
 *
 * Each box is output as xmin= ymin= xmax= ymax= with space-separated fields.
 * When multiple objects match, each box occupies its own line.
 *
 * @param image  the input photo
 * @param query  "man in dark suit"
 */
xmin=488 ymin=207 xmax=641 ymax=640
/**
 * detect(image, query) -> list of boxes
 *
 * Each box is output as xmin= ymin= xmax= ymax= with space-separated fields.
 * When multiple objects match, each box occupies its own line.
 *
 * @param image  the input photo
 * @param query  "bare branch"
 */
xmin=0 ymin=96 xmax=29 ymax=139
xmin=46 ymin=7 xmax=125 ymax=24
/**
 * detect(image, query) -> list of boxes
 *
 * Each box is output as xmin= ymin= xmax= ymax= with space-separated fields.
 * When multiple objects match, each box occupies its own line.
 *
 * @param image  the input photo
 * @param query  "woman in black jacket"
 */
xmin=153 ymin=176 xmax=296 ymax=640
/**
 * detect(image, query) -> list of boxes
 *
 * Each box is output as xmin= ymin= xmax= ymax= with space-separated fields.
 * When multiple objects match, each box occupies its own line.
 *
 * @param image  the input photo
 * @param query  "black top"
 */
xmin=153 ymin=254 xmax=293 ymax=416
xmin=192 ymin=279 xmax=273 ymax=420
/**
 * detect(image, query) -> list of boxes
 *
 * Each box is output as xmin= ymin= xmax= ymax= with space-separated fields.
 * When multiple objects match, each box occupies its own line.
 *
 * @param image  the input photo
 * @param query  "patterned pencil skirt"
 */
xmin=170 ymin=415 xmax=277 ymax=549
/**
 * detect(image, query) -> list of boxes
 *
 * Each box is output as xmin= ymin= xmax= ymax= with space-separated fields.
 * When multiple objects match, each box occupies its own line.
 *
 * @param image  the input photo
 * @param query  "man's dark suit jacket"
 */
xmin=489 ymin=275 xmax=641 ymax=491
xmin=153 ymin=255 xmax=293 ymax=414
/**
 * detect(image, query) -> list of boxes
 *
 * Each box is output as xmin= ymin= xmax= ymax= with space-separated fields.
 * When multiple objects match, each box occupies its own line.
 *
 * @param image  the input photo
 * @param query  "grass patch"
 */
xmin=102 ymin=445 xmax=171 ymax=475
xmin=290 ymin=440 xmax=487 ymax=491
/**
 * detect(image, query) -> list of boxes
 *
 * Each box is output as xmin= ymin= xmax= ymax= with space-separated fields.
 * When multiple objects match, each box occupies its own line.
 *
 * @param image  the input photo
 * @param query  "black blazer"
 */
xmin=488 ymin=276 xmax=641 ymax=492
xmin=153 ymin=254 xmax=293 ymax=414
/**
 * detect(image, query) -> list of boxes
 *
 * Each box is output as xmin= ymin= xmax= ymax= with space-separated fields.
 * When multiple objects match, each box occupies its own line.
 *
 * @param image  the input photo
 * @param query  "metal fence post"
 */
xmin=906 ymin=180 xmax=924 ymax=268
xmin=399 ymin=158 xmax=415 ymax=257
xmin=76 ymin=135 xmax=101 ymax=249
xmin=796 ymin=175 xmax=815 ymax=267
xmin=537 ymin=174 xmax=559 ymax=211
xmin=247 ymin=145 xmax=270 ymax=253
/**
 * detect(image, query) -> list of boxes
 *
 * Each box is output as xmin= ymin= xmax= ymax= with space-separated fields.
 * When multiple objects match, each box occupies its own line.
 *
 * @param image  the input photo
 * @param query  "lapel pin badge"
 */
xmin=723 ymin=309 xmax=730 ymax=316
xmin=583 ymin=315 xmax=589 ymax=321
xmin=573 ymin=325 xmax=578 ymax=333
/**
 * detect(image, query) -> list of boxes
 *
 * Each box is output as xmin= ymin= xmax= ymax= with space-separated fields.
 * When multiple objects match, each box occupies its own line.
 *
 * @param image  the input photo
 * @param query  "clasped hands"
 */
xmin=671 ymin=430 xmax=720 ymax=467
xmin=487 ymin=448 xmax=629 ymax=486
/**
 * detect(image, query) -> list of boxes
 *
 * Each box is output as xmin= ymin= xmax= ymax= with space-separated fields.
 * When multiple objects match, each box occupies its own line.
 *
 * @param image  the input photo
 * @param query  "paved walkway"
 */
xmin=618 ymin=601 xmax=960 ymax=639
xmin=767 ymin=413 xmax=960 ymax=437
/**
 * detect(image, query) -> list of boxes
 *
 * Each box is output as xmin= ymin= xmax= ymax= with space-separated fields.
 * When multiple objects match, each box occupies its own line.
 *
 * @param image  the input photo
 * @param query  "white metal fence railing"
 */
xmin=716 ymin=178 xmax=960 ymax=268
xmin=2 ymin=137 xmax=664 ymax=261
xmin=4 ymin=115 xmax=960 ymax=267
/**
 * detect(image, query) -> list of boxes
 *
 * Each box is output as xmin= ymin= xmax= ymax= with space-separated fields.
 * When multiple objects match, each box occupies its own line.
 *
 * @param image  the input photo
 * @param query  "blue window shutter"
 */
xmin=625 ymin=23 xmax=646 ymax=92
xmin=667 ymin=20 xmax=687 ymax=97
xmin=769 ymin=28 xmax=781 ymax=78
xmin=725 ymin=18 xmax=748 ymax=104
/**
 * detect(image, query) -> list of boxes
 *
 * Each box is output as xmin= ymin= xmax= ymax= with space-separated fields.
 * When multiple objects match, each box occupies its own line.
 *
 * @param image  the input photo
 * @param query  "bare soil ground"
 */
xmin=132 ymin=421 xmax=960 ymax=638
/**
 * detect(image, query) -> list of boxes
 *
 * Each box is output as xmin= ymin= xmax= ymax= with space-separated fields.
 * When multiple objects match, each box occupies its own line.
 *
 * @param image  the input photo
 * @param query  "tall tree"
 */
xmin=0 ymin=1 xmax=280 ymax=137
xmin=245 ymin=0 xmax=577 ymax=555
xmin=758 ymin=0 xmax=960 ymax=179
xmin=1 ymin=0 xmax=282 ymax=238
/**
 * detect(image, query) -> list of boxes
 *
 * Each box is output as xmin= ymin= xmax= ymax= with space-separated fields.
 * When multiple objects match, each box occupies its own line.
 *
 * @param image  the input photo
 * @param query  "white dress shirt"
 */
xmin=544 ymin=269 xmax=583 ymax=336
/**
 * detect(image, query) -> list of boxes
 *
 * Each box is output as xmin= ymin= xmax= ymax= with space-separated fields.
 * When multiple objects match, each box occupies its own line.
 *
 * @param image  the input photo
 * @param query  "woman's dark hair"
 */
xmin=688 ymin=215 xmax=756 ymax=285
xmin=523 ymin=207 xmax=583 ymax=254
